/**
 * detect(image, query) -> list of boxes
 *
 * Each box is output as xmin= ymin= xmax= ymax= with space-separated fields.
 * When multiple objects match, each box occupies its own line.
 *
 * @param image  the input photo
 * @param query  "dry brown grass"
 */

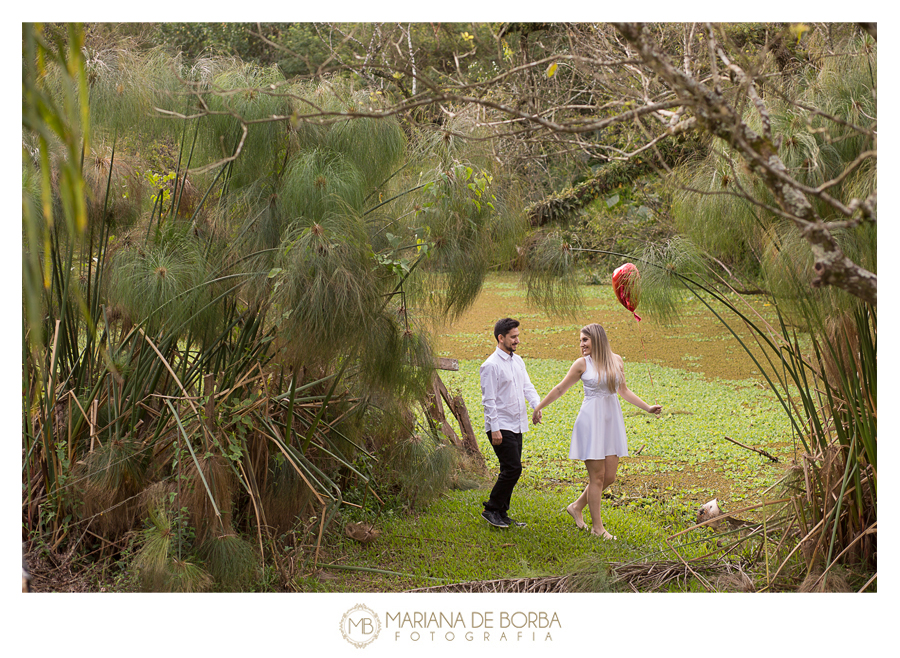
xmin=407 ymin=576 xmax=571 ymax=593
xmin=181 ymin=454 xmax=235 ymax=542
xmin=405 ymin=559 xmax=756 ymax=593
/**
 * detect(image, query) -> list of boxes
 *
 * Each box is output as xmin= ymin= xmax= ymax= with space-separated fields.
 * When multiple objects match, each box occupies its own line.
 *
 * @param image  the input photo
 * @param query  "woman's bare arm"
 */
xmin=615 ymin=356 xmax=661 ymax=414
xmin=534 ymin=358 xmax=586 ymax=416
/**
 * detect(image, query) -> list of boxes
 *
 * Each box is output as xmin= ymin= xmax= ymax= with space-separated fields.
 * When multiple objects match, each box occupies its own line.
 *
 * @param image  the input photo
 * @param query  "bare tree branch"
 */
xmin=613 ymin=22 xmax=876 ymax=305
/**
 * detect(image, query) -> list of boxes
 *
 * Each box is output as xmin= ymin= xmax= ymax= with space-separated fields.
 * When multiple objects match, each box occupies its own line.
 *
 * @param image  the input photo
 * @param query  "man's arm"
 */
xmin=480 ymin=360 xmax=501 ymax=434
xmin=521 ymin=360 xmax=540 ymax=410
xmin=520 ymin=359 xmax=543 ymax=424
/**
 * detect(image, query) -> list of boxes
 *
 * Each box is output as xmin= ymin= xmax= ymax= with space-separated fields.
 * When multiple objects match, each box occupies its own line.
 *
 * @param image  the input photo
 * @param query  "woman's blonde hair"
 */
xmin=581 ymin=323 xmax=620 ymax=393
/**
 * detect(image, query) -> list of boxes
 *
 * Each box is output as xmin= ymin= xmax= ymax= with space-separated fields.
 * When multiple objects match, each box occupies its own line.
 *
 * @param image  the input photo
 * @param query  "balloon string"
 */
xmin=635 ymin=313 xmax=645 ymax=351
xmin=634 ymin=314 xmax=654 ymax=391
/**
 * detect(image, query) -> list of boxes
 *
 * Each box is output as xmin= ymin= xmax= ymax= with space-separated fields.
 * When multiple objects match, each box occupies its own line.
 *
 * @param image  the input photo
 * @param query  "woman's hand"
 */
xmin=646 ymin=404 xmax=662 ymax=415
xmin=532 ymin=409 xmax=543 ymax=425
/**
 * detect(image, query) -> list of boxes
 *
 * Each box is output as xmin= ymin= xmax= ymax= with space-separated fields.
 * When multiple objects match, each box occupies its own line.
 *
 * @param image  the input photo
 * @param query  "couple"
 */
xmin=479 ymin=317 xmax=661 ymax=539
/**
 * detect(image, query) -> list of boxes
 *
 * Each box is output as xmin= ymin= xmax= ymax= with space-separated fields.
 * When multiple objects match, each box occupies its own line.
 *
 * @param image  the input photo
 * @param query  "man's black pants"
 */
xmin=483 ymin=430 xmax=522 ymax=515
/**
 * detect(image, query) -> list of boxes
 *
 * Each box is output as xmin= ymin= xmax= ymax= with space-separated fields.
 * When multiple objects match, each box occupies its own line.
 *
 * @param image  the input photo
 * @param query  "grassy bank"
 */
xmin=298 ymin=488 xmax=720 ymax=592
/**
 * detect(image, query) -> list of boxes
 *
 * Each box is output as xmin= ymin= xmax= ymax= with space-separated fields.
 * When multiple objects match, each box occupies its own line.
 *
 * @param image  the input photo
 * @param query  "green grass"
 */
xmin=300 ymin=487 xmax=716 ymax=592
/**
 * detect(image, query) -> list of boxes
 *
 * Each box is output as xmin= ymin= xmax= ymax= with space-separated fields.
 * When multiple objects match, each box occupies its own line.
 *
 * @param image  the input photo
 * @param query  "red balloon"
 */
xmin=612 ymin=263 xmax=641 ymax=321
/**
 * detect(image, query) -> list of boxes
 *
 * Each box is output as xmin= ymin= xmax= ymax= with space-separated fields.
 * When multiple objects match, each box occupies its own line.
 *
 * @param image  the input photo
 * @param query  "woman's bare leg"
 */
xmin=603 ymin=455 xmax=619 ymax=492
xmin=567 ymin=466 xmax=595 ymax=529
xmin=565 ymin=494 xmax=587 ymax=529
xmin=591 ymin=456 xmax=619 ymax=538
xmin=567 ymin=456 xmax=620 ymax=536
xmin=579 ymin=460 xmax=612 ymax=537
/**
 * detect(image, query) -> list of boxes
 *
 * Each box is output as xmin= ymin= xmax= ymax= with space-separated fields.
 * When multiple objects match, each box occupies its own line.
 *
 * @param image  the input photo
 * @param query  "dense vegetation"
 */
xmin=23 ymin=22 xmax=875 ymax=596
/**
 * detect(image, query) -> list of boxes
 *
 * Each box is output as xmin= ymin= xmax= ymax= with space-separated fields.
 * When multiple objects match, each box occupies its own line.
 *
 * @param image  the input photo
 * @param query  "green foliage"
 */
xmin=144 ymin=170 xmax=177 ymax=204
xmin=84 ymin=47 xmax=186 ymax=139
xmin=360 ymin=315 xmax=435 ymax=404
xmin=723 ymin=23 xmax=773 ymax=49
xmin=669 ymin=32 xmax=876 ymax=283
xmin=289 ymin=82 xmax=406 ymax=191
xmin=196 ymin=534 xmax=259 ymax=591
xmin=107 ymin=229 xmax=221 ymax=343
xmin=274 ymin=218 xmax=380 ymax=368
xmin=270 ymin=24 xmax=340 ymax=77
xmin=80 ymin=146 xmax=146 ymax=228
xmin=278 ymin=149 xmax=366 ymax=223
xmin=412 ymin=163 xmax=513 ymax=319
xmin=521 ymin=231 xmax=582 ymax=317
xmin=196 ymin=62 xmax=291 ymax=189
xmin=155 ymin=22 xmax=288 ymax=65
xmin=73 ymin=438 xmax=147 ymax=536
xmin=761 ymin=225 xmax=875 ymax=319
xmin=569 ymin=178 xmax=676 ymax=276
xmin=669 ymin=153 xmax=767 ymax=269
xmin=636 ymin=237 xmax=707 ymax=323
xmin=376 ymin=431 xmax=456 ymax=511
xmin=22 ymin=23 xmax=91 ymax=351
xmin=274 ymin=23 xmax=500 ymax=80
xmin=133 ymin=501 xmax=215 ymax=593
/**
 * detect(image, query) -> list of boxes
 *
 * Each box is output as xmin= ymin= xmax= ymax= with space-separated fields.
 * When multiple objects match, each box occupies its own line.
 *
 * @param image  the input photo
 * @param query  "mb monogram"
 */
xmin=340 ymin=604 xmax=382 ymax=648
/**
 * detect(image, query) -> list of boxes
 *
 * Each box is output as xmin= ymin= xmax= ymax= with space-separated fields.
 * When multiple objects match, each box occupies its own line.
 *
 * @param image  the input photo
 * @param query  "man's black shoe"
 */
xmin=481 ymin=509 xmax=509 ymax=528
xmin=502 ymin=515 xmax=527 ymax=528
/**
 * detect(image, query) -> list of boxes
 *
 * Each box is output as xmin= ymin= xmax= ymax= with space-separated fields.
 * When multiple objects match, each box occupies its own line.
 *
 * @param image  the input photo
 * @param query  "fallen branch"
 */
xmin=608 ymin=558 xmax=753 ymax=592
xmin=405 ymin=558 xmax=755 ymax=593
xmin=407 ymin=575 xmax=569 ymax=593
xmin=723 ymin=435 xmax=779 ymax=462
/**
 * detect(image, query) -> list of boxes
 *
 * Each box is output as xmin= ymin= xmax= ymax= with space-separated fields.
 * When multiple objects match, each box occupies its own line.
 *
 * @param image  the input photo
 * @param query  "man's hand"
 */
xmin=532 ymin=409 xmax=542 ymax=425
xmin=491 ymin=430 xmax=503 ymax=445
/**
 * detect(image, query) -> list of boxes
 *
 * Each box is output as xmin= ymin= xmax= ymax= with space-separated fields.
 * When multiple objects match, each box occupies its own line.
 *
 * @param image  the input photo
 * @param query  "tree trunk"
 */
xmin=424 ymin=374 xmax=462 ymax=448
xmin=435 ymin=375 xmax=485 ymax=468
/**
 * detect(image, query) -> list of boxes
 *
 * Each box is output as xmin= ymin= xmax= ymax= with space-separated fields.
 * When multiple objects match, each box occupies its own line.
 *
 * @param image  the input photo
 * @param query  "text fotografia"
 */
xmin=387 ymin=611 xmax=561 ymax=642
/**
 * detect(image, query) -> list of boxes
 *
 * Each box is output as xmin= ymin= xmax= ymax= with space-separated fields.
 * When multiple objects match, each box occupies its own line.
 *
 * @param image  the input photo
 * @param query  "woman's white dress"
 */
xmin=569 ymin=355 xmax=629 ymax=459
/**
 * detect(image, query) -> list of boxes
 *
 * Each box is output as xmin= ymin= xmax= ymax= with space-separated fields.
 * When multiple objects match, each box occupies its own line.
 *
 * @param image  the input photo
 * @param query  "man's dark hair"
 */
xmin=494 ymin=317 xmax=520 ymax=341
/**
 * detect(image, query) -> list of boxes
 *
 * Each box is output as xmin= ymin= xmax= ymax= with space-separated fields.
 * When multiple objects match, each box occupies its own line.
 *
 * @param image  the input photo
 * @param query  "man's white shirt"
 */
xmin=479 ymin=346 xmax=540 ymax=433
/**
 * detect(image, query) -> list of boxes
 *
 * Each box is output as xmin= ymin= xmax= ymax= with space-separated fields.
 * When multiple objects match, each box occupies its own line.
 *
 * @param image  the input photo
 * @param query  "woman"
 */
xmin=532 ymin=323 xmax=661 ymax=539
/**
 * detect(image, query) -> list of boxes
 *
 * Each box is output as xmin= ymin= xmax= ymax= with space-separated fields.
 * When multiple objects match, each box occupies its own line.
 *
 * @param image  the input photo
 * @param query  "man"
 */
xmin=479 ymin=317 xmax=542 ymax=528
